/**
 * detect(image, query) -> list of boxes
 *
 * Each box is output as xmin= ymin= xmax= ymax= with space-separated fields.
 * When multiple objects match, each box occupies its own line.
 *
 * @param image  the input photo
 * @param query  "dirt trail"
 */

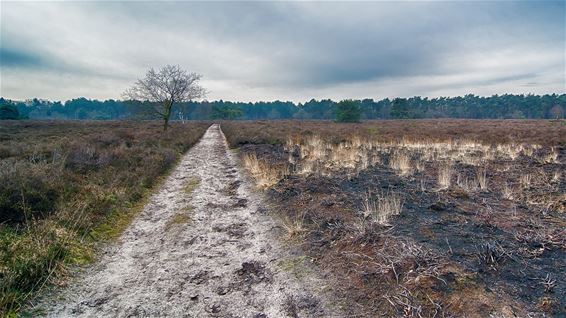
xmin=42 ymin=124 xmax=341 ymax=318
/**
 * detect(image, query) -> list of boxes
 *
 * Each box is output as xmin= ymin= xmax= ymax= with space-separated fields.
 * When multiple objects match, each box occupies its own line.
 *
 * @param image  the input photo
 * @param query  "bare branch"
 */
xmin=123 ymin=65 xmax=206 ymax=130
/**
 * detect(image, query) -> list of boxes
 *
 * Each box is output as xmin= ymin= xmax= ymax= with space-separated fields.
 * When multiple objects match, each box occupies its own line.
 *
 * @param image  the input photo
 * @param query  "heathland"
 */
xmin=1 ymin=119 xmax=564 ymax=317
xmin=0 ymin=121 xmax=210 ymax=315
xmin=223 ymin=119 xmax=565 ymax=317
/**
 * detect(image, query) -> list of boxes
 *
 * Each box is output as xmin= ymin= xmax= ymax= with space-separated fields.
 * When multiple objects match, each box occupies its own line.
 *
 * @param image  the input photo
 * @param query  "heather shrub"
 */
xmin=0 ymin=161 xmax=61 ymax=225
xmin=0 ymin=120 xmax=210 ymax=315
xmin=65 ymin=144 xmax=99 ymax=172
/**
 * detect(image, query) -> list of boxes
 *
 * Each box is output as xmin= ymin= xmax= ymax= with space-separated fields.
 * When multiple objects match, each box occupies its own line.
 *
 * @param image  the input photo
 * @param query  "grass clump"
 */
xmin=242 ymin=152 xmax=289 ymax=189
xmin=164 ymin=212 xmax=192 ymax=231
xmin=362 ymin=191 xmax=404 ymax=225
xmin=183 ymin=176 xmax=201 ymax=194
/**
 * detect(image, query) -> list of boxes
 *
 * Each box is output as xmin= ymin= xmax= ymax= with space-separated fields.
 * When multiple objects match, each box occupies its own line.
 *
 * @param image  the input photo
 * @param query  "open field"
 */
xmin=0 ymin=120 xmax=210 ymax=315
xmin=1 ymin=119 xmax=564 ymax=317
xmin=222 ymin=119 xmax=566 ymax=147
xmin=222 ymin=120 xmax=566 ymax=317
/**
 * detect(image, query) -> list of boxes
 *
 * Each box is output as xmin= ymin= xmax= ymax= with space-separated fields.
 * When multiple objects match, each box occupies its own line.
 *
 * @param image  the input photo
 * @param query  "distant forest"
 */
xmin=1 ymin=94 xmax=565 ymax=120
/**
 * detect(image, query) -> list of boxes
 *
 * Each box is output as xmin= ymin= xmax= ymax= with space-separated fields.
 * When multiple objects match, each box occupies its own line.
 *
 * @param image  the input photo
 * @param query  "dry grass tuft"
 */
xmin=551 ymin=170 xmax=561 ymax=183
xmin=389 ymin=153 xmax=412 ymax=176
xmin=502 ymin=182 xmax=515 ymax=200
xmin=242 ymin=152 xmax=289 ymax=189
xmin=437 ymin=164 xmax=454 ymax=190
xmin=477 ymin=167 xmax=488 ymax=191
xmin=520 ymin=174 xmax=532 ymax=189
xmin=281 ymin=211 xmax=307 ymax=240
xmin=539 ymin=147 xmax=559 ymax=164
xmin=457 ymin=173 xmax=478 ymax=192
xmin=362 ymin=191 xmax=404 ymax=225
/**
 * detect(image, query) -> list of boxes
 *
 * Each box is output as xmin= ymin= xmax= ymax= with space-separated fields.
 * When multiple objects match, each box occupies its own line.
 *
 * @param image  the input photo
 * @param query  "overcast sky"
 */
xmin=1 ymin=1 xmax=564 ymax=102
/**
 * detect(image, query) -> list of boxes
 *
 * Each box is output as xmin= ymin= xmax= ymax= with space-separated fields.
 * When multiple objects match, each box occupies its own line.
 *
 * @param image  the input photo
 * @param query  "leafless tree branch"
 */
xmin=123 ymin=65 xmax=206 ymax=130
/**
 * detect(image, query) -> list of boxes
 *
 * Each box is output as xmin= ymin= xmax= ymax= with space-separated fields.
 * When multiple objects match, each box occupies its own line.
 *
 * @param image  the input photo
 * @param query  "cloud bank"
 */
xmin=1 ymin=1 xmax=564 ymax=102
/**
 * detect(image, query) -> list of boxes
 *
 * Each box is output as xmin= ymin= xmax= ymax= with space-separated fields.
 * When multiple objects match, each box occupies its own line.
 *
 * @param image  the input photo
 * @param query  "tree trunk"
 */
xmin=163 ymin=100 xmax=173 ymax=131
xmin=163 ymin=117 xmax=169 ymax=131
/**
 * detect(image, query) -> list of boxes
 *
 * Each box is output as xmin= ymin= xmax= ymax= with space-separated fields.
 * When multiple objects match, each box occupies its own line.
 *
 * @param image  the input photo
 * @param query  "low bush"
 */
xmin=0 ymin=162 xmax=61 ymax=225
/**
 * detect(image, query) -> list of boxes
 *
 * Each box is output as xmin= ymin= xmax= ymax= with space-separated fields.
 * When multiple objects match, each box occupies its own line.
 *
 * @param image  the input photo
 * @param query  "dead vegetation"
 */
xmin=223 ymin=120 xmax=565 ymax=317
xmin=362 ymin=191 xmax=404 ymax=225
xmin=241 ymin=152 xmax=289 ymax=189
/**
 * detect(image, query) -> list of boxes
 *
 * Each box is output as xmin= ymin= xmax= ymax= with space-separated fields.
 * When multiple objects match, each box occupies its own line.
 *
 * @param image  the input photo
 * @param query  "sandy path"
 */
xmin=43 ymin=124 xmax=340 ymax=318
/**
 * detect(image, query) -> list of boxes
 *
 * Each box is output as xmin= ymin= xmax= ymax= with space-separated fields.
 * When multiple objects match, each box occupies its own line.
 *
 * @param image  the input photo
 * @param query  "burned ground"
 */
xmin=224 ymin=120 xmax=566 ymax=317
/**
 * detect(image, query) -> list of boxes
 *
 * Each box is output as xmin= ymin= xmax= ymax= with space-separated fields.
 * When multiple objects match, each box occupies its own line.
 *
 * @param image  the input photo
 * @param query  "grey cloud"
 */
xmin=0 ymin=1 xmax=563 ymax=101
xmin=0 ymin=47 xmax=43 ymax=68
xmin=0 ymin=43 xmax=129 ymax=82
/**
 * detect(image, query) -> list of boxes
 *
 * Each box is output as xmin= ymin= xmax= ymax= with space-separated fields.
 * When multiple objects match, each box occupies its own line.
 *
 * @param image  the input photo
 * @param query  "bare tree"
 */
xmin=123 ymin=65 xmax=206 ymax=130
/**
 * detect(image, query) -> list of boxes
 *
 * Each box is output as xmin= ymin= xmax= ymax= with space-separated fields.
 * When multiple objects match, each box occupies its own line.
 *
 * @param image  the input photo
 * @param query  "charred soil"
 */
xmin=225 ymin=120 xmax=566 ymax=317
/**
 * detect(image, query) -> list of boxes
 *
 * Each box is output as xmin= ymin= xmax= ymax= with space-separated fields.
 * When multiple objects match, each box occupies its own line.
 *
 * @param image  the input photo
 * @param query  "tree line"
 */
xmin=1 ymin=94 xmax=564 ymax=121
